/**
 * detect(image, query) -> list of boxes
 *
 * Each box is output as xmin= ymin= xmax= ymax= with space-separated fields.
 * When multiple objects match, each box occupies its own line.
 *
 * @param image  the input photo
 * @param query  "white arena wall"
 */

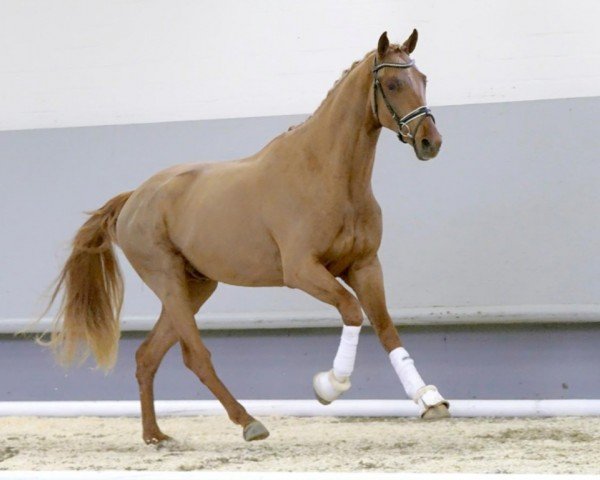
xmin=0 ymin=0 xmax=598 ymax=131
xmin=0 ymin=0 xmax=599 ymax=332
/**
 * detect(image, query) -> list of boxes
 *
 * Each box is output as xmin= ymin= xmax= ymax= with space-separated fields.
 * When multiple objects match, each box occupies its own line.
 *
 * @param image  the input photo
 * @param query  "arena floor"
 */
xmin=0 ymin=416 xmax=598 ymax=473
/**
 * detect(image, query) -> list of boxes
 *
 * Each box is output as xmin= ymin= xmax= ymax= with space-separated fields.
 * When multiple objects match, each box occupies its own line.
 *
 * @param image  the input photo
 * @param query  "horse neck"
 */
xmin=300 ymin=54 xmax=381 ymax=197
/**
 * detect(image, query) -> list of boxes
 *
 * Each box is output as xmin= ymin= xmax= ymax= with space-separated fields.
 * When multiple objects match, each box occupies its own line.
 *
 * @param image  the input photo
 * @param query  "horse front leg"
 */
xmin=345 ymin=255 xmax=450 ymax=419
xmin=282 ymin=255 xmax=364 ymax=404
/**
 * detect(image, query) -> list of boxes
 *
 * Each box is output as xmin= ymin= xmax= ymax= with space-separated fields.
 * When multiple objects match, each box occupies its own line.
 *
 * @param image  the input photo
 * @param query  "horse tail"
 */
xmin=42 ymin=191 xmax=133 ymax=371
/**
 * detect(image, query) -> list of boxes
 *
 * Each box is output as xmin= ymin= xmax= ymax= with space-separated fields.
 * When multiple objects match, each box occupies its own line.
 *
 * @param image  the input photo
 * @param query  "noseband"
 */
xmin=372 ymin=57 xmax=435 ymax=144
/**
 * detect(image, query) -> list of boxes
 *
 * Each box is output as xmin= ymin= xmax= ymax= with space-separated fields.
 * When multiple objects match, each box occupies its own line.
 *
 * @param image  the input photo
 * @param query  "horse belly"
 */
xmin=171 ymin=203 xmax=285 ymax=287
xmin=186 ymin=235 xmax=284 ymax=287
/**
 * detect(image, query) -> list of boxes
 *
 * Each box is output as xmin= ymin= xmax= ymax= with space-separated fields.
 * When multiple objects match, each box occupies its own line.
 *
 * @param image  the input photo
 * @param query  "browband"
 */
xmin=372 ymin=58 xmax=415 ymax=73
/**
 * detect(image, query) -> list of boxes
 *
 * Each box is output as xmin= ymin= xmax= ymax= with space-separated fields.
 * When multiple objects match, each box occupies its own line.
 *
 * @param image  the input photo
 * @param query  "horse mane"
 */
xmin=286 ymin=49 xmax=374 ymax=132
xmin=286 ymin=44 xmax=404 ymax=132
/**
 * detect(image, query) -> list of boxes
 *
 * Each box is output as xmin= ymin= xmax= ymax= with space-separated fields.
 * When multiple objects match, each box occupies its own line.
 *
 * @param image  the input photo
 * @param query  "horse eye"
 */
xmin=387 ymin=81 xmax=399 ymax=91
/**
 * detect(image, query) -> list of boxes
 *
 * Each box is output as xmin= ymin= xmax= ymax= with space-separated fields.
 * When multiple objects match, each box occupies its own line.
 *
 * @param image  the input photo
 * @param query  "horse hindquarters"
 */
xmin=118 ymin=200 xmax=269 ymax=443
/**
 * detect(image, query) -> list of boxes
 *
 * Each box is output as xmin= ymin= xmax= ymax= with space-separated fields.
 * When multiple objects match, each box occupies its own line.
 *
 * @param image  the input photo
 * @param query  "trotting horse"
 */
xmin=45 ymin=30 xmax=449 ymax=444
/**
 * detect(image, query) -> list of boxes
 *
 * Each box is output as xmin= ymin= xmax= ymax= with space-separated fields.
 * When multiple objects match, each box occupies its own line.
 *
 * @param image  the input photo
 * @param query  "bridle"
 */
xmin=372 ymin=56 xmax=435 ymax=145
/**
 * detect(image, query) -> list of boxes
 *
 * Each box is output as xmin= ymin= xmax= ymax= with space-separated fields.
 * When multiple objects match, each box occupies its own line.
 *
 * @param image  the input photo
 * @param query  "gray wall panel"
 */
xmin=1 ymin=97 xmax=599 ymax=325
xmin=2 ymin=324 xmax=599 ymax=401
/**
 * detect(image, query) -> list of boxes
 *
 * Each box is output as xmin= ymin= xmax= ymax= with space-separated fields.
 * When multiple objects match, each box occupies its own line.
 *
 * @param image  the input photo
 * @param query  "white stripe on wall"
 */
xmin=1 ymin=399 xmax=600 ymax=417
xmin=5 ymin=304 xmax=600 ymax=334
xmin=1 ymin=0 xmax=598 ymax=131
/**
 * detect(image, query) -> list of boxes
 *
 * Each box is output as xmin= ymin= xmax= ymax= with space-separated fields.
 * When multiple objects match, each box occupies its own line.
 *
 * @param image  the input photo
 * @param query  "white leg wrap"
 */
xmin=389 ymin=347 xmax=448 ymax=414
xmin=389 ymin=347 xmax=425 ymax=399
xmin=313 ymin=325 xmax=361 ymax=404
xmin=332 ymin=325 xmax=361 ymax=379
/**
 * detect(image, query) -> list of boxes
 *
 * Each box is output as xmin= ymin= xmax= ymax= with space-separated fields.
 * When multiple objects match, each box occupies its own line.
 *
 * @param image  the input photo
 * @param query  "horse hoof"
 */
xmin=144 ymin=432 xmax=173 ymax=445
xmin=243 ymin=420 xmax=270 ymax=442
xmin=314 ymin=391 xmax=332 ymax=406
xmin=422 ymin=403 xmax=450 ymax=420
xmin=312 ymin=370 xmax=350 ymax=405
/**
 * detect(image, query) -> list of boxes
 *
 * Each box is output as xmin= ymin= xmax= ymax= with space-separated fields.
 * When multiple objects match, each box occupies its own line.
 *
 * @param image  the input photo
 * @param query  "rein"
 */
xmin=372 ymin=57 xmax=434 ymax=145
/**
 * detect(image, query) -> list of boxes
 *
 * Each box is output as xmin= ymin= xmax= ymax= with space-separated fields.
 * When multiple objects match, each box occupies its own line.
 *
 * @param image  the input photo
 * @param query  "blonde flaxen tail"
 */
xmin=43 ymin=191 xmax=133 ymax=371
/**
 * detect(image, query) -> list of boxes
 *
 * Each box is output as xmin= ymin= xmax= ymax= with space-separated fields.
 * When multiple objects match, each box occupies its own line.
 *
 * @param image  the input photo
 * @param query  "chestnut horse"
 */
xmin=45 ymin=30 xmax=449 ymax=444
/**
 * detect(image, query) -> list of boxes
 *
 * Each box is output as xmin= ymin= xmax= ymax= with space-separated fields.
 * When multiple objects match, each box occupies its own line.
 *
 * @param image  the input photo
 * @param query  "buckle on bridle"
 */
xmin=398 ymin=123 xmax=412 ymax=143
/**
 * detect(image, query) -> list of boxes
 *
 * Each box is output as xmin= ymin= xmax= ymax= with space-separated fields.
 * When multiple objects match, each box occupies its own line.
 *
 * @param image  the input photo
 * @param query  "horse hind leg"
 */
xmin=125 ymin=241 xmax=268 ymax=442
xmin=177 ymin=295 xmax=269 ymax=440
xmin=135 ymin=278 xmax=217 ymax=444
xmin=135 ymin=310 xmax=176 ymax=444
xmin=179 ymin=335 xmax=269 ymax=441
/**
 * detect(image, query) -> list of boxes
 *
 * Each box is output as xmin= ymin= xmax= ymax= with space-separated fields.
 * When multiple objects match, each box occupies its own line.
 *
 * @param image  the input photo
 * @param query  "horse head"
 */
xmin=372 ymin=30 xmax=442 ymax=161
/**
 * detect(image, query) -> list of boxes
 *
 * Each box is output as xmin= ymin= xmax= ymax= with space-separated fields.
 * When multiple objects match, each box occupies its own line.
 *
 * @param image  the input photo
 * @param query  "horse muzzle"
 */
xmin=415 ymin=134 xmax=442 ymax=161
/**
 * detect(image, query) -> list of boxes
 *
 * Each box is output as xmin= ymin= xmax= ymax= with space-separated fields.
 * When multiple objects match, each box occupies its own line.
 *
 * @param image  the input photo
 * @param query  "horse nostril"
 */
xmin=421 ymin=138 xmax=431 ymax=149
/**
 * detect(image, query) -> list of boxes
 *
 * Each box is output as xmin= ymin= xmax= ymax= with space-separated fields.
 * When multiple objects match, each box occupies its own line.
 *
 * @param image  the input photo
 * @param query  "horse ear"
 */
xmin=377 ymin=31 xmax=390 ymax=59
xmin=401 ymin=28 xmax=418 ymax=54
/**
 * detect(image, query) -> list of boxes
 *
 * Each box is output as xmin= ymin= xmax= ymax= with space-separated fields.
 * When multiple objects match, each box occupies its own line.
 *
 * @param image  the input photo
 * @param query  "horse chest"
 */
xmin=322 ymin=213 xmax=375 ymax=275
